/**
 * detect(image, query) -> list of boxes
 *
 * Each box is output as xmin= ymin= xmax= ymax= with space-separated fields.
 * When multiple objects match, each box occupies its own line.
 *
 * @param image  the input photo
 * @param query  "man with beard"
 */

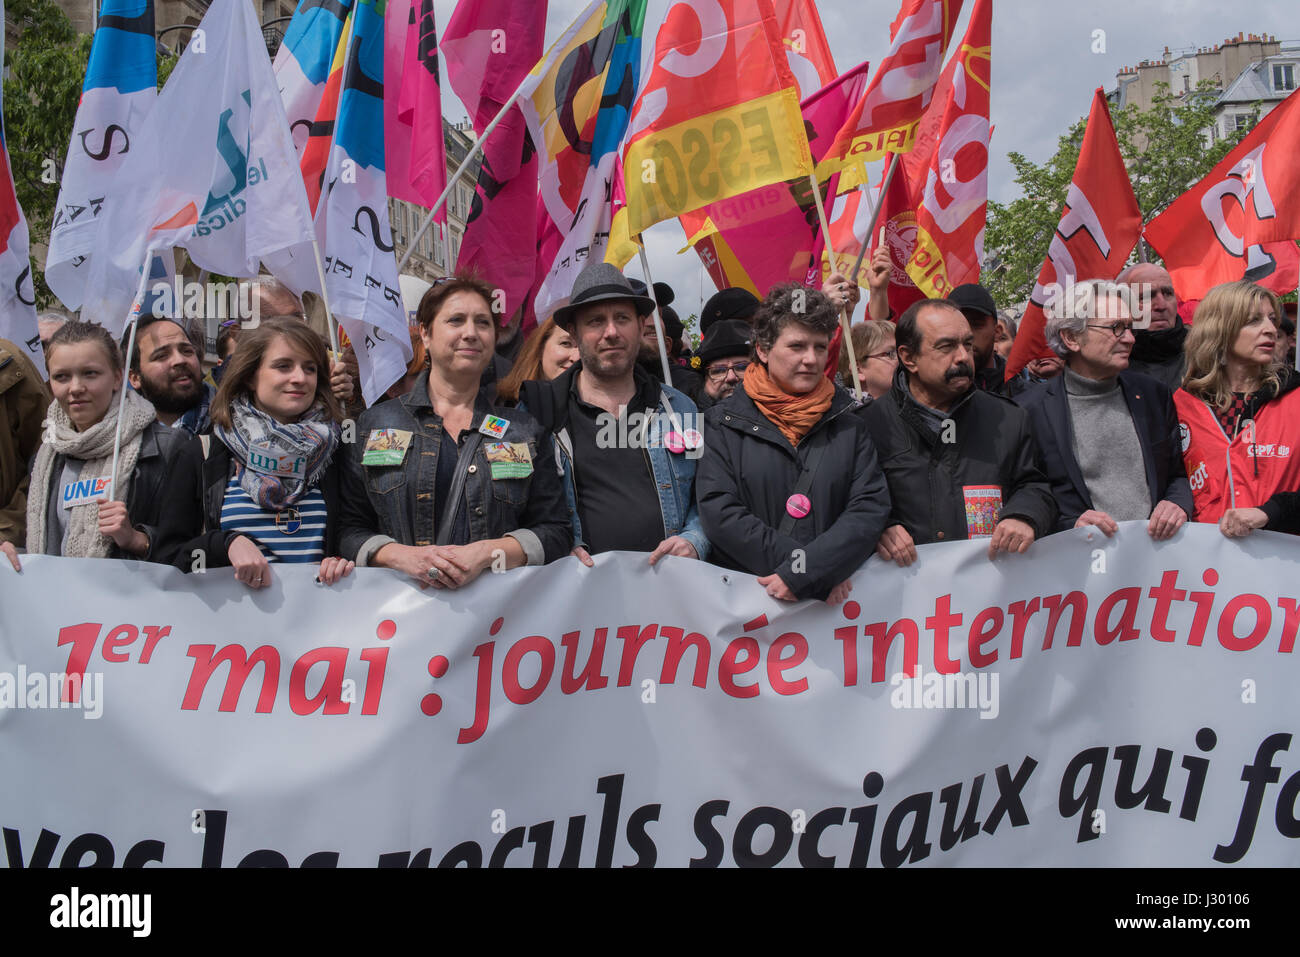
xmin=519 ymin=263 xmax=709 ymax=567
xmin=1118 ymin=262 xmax=1186 ymax=390
xmin=629 ymin=278 xmax=701 ymax=399
xmin=950 ymin=283 xmax=1007 ymax=395
xmin=859 ymin=299 xmax=1055 ymax=565
xmin=127 ymin=316 xmax=213 ymax=435
xmin=694 ymin=320 xmax=752 ymax=412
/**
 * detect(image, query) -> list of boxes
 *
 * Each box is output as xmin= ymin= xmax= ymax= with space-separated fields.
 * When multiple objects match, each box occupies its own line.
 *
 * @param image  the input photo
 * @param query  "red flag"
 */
xmin=902 ymin=0 xmax=990 ymax=298
xmin=773 ymin=0 xmax=837 ymax=98
xmin=681 ymin=61 xmax=871 ymax=298
xmin=443 ymin=0 xmax=547 ymax=322
xmin=623 ymin=0 xmax=812 ymax=236
xmin=1145 ymin=89 xmax=1300 ymax=301
xmin=386 ymin=0 xmax=448 ymax=215
xmin=1007 ymin=88 xmax=1142 ymax=378
xmin=817 ymin=0 xmax=964 ymax=179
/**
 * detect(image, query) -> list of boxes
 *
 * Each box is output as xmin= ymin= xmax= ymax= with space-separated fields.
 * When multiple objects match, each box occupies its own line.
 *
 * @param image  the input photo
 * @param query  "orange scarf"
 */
xmin=743 ymin=362 xmax=834 ymax=447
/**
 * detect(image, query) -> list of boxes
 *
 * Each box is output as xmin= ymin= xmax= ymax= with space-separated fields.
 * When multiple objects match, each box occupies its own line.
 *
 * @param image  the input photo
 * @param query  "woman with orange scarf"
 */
xmin=696 ymin=284 xmax=891 ymax=603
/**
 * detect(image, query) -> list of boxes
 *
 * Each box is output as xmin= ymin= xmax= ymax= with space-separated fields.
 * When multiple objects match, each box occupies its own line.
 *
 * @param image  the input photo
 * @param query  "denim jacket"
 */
xmin=519 ymin=363 xmax=710 ymax=560
xmin=338 ymin=370 xmax=572 ymax=566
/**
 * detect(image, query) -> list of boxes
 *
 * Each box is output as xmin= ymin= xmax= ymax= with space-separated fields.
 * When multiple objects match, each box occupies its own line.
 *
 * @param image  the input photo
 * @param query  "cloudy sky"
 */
xmin=430 ymin=0 xmax=1296 ymax=325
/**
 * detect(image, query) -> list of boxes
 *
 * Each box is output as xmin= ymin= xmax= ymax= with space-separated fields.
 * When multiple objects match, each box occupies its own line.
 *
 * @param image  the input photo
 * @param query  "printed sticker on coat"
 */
xmin=479 ymin=415 xmax=510 ymax=440
xmin=362 ymin=429 xmax=413 ymax=466
xmin=962 ymin=485 xmax=1002 ymax=539
xmin=61 ymin=476 xmax=112 ymax=509
xmin=485 ymin=442 xmax=534 ymax=479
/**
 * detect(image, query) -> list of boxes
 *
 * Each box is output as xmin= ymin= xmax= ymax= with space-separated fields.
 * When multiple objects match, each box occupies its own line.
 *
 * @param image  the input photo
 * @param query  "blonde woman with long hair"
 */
xmin=1174 ymin=281 xmax=1300 ymax=537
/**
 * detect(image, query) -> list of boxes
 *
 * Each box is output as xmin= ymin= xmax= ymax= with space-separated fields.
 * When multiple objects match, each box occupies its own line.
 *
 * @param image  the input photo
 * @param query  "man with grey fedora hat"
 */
xmin=520 ymin=262 xmax=710 ymax=568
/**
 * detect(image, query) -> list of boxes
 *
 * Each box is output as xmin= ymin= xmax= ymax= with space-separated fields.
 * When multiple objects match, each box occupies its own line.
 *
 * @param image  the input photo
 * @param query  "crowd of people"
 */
xmin=2 ymin=257 xmax=1297 ymax=604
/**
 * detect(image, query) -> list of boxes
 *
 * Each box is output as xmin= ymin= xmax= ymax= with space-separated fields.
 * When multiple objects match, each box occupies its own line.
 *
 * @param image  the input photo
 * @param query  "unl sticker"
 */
xmin=362 ymin=429 xmax=413 ymax=466
xmin=61 ymin=476 xmax=112 ymax=509
xmin=963 ymin=485 xmax=1002 ymax=539
xmin=485 ymin=442 xmax=533 ymax=479
xmin=248 ymin=444 xmax=307 ymax=478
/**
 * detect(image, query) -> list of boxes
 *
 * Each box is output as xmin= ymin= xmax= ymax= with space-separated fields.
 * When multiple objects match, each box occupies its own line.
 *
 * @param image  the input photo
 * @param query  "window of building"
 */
xmin=1274 ymin=63 xmax=1296 ymax=92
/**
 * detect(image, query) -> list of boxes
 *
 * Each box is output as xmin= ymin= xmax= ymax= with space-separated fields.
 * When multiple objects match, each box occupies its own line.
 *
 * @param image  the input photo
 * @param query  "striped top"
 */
xmin=220 ymin=476 xmax=327 ymax=563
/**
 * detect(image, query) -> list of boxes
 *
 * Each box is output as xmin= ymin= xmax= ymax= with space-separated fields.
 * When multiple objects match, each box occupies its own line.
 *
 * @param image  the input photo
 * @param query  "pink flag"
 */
xmin=443 ymin=0 xmax=547 ymax=323
xmin=385 ymin=0 xmax=447 ymax=217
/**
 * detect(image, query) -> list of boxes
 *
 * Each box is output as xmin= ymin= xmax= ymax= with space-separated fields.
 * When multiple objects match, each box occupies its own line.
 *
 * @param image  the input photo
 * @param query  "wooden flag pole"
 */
xmin=809 ymin=173 xmax=863 ymax=402
xmin=395 ymin=87 xmax=523 ymax=277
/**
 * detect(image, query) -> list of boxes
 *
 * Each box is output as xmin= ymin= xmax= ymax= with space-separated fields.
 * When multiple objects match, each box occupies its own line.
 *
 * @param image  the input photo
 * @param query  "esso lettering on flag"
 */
xmin=626 ymin=99 xmax=797 ymax=232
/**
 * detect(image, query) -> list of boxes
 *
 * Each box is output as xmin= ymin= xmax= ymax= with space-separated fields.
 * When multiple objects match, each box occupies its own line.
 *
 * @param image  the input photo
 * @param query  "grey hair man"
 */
xmin=1017 ymin=278 xmax=1192 ymax=540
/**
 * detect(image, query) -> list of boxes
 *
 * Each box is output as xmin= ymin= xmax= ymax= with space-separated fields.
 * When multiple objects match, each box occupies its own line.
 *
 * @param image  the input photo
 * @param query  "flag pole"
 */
xmin=636 ymin=246 xmax=676 ymax=390
xmin=109 ymin=248 xmax=157 ymax=501
xmin=309 ymin=238 xmax=342 ymax=356
xmin=850 ymin=152 xmax=901 ymax=282
xmin=809 ymin=173 xmax=864 ymax=402
xmin=395 ymin=88 xmax=523 ymax=276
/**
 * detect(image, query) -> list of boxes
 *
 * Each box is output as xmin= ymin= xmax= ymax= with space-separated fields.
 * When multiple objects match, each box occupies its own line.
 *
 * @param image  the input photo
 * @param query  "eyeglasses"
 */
xmin=706 ymin=360 xmax=748 ymax=382
xmin=867 ymin=348 xmax=898 ymax=362
xmin=1085 ymin=321 xmax=1135 ymax=338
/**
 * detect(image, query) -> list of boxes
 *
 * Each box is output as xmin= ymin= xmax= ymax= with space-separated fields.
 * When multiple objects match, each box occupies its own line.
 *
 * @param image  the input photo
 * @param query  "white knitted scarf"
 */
xmin=26 ymin=389 xmax=156 ymax=557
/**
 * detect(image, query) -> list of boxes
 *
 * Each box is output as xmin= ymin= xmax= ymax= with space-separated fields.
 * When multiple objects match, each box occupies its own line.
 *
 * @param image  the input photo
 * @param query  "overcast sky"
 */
xmin=430 ymin=0 xmax=1297 ymax=326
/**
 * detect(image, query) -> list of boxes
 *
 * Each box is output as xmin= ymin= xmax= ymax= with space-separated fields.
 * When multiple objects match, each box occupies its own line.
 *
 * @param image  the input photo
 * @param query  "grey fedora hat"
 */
xmin=552 ymin=262 xmax=656 ymax=329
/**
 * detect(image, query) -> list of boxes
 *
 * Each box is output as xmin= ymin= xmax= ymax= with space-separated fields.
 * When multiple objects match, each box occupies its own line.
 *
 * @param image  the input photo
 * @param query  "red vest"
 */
xmin=1174 ymin=386 xmax=1300 ymax=521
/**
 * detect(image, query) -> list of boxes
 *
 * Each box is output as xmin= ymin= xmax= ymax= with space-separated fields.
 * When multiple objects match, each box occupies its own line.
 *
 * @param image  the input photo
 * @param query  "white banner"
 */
xmin=1 ymin=523 xmax=1297 ymax=867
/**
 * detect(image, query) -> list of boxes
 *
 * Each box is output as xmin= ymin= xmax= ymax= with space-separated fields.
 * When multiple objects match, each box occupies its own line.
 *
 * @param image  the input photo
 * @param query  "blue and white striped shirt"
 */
xmin=220 ymin=477 xmax=327 ymax=563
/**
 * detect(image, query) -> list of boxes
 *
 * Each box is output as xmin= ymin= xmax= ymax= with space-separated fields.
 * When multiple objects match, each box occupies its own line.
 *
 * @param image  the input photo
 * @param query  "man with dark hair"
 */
xmin=127 ymin=315 xmax=213 ymax=434
xmin=860 ymin=299 xmax=1055 ymax=565
xmin=519 ymin=262 xmax=709 ymax=567
xmin=630 ymin=278 xmax=700 ymax=397
xmin=949 ymin=283 xmax=1007 ymax=394
xmin=697 ymin=284 xmax=889 ymax=603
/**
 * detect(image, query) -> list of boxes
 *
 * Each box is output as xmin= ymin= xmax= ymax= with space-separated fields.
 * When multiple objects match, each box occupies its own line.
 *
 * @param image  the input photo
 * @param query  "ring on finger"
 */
xmin=426 ymin=566 xmax=440 ymax=581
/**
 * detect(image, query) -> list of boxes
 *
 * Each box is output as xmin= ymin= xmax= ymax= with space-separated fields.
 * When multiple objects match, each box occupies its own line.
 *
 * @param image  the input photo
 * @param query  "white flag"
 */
xmin=44 ymin=0 xmax=158 ymax=312
xmin=313 ymin=0 xmax=410 ymax=405
xmin=81 ymin=0 xmax=317 ymax=336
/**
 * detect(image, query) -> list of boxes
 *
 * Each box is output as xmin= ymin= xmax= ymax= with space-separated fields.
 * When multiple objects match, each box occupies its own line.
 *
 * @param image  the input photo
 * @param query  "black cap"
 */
xmin=701 ymin=287 xmax=760 ymax=332
xmin=627 ymin=278 xmax=675 ymax=309
xmin=949 ymin=283 xmax=998 ymax=318
xmin=697 ymin=319 xmax=753 ymax=366
xmin=655 ymin=305 xmax=684 ymax=341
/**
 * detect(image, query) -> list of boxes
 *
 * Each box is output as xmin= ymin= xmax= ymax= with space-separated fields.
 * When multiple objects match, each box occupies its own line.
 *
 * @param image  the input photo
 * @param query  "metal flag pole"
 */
xmin=108 ymin=248 xmax=157 ymax=498
xmin=395 ymin=87 xmax=523 ymax=276
xmin=850 ymin=152 xmax=901 ymax=282
xmin=309 ymin=238 xmax=342 ymax=356
xmin=809 ymin=173 xmax=863 ymax=402
xmin=636 ymin=246 xmax=676 ymax=389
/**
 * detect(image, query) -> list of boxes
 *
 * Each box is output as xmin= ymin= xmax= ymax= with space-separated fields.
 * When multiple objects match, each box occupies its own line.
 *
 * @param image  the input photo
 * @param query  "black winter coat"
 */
xmin=858 ymin=372 xmax=1056 ymax=544
xmin=696 ymin=385 xmax=891 ymax=600
xmin=1014 ymin=370 xmax=1192 ymax=532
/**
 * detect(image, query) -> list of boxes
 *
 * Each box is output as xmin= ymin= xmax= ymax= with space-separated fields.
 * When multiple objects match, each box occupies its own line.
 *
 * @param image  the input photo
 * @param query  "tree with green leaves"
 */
xmin=984 ymin=80 xmax=1259 ymax=308
xmin=3 ymin=0 xmax=176 ymax=307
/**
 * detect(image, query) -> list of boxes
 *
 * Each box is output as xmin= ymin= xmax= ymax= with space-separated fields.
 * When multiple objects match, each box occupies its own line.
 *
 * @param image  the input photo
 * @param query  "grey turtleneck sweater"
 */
xmin=1064 ymin=368 xmax=1151 ymax=521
